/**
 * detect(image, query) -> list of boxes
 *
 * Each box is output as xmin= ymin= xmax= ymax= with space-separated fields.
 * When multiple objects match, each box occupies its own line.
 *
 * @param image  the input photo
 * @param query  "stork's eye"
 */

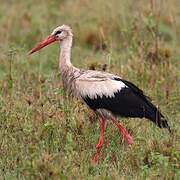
xmin=55 ymin=30 xmax=62 ymax=35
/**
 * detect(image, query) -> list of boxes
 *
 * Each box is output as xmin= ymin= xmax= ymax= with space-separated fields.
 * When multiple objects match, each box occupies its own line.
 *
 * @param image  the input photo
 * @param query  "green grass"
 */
xmin=0 ymin=0 xmax=179 ymax=179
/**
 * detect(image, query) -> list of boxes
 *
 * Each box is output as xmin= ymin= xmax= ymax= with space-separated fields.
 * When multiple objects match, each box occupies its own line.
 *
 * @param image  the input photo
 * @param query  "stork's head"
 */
xmin=51 ymin=25 xmax=73 ymax=41
xmin=29 ymin=25 xmax=72 ymax=54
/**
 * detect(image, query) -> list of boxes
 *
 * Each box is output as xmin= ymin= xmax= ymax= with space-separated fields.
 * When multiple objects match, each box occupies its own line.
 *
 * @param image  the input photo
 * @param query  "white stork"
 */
xmin=29 ymin=25 xmax=170 ymax=163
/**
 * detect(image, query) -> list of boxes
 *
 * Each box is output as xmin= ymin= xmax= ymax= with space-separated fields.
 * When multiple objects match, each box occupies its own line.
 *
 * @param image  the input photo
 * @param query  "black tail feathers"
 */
xmin=145 ymin=104 xmax=171 ymax=133
xmin=155 ymin=114 xmax=171 ymax=133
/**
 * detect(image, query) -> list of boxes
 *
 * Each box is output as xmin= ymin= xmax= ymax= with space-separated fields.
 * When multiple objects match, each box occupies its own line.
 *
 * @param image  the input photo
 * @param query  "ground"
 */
xmin=0 ymin=0 xmax=179 ymax=179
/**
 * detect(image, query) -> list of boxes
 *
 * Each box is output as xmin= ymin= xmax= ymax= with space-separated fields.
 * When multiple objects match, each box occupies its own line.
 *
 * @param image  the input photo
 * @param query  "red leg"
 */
xmin=111 ymin=118 xmax=133 ymax=145
xmin=92 ymin=118 xmax=107 ymax=163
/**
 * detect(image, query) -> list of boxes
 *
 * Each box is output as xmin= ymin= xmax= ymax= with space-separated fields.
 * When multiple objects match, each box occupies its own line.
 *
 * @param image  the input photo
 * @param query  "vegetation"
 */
xmin=0 ymin=0 xmax=179 ymax=179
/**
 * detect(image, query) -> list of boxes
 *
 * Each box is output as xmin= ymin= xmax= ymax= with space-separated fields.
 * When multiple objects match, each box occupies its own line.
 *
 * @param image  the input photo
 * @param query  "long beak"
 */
xmin=29 ymin=35 xmax=57 ymax=54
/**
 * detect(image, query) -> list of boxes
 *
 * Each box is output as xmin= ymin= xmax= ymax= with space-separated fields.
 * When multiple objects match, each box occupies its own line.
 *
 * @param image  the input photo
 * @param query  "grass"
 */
xmin=0 ymin=0 xmax=179 ymax=179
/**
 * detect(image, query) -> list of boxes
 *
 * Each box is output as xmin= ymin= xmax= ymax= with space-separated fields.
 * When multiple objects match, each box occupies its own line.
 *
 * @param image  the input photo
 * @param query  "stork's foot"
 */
xmin=91 ymin=148 xmax=101 ymax=164
xmin=92 ymin=117 xmax=107 ymax=164
xmin=91 ymin=142 xmax=104 ymax=163
xmin=118 ymin=125 xmax=133 ymax=145
xmin=111 ymin=118 xmax=133 ymax=145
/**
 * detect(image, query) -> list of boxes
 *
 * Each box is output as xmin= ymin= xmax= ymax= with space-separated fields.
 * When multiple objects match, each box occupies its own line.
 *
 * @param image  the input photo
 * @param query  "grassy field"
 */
xmin=0 ymin=0 xmax=179 ymax=179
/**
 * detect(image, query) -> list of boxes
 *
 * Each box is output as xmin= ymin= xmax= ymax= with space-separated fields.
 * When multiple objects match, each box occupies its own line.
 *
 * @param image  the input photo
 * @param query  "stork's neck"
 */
xmin=59 ymin=36 xmax=73 ymax=70
xmin=59 ymin=35 xmax=79 ymax=93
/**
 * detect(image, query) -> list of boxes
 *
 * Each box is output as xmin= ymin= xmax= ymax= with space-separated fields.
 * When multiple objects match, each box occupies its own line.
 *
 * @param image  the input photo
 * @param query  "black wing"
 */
xmin=83 ymin=78 xmax=170 ymax=131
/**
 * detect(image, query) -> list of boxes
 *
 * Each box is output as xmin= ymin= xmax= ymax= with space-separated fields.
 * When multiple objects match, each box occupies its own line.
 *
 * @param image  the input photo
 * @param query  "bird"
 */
xmin=29 ymin=25 xmax=171 ymax=163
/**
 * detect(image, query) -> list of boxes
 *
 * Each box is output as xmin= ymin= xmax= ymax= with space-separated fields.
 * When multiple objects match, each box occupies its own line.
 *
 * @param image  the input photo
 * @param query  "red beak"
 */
xmin=29 ymin=35 xmax=57 ymax=54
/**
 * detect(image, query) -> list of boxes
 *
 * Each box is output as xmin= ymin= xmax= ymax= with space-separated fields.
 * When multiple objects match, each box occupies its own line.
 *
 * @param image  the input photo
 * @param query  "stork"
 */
xmin=29 ymin=25 xmax=170 ymax=163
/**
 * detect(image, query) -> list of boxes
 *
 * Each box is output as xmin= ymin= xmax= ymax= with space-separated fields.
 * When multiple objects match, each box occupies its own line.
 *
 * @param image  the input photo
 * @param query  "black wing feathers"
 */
xmin=114 ymin=77 xmax=151 ymax=101
xmin=83 ymin=77 xmax=170 ymax=132
xmin=118 ymin=78 xmax=170 ymax=131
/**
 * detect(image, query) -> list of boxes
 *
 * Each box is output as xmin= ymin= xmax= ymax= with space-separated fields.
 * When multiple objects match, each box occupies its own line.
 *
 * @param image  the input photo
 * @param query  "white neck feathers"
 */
xmin=59 ymin=35 xmax=73 ymax=68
